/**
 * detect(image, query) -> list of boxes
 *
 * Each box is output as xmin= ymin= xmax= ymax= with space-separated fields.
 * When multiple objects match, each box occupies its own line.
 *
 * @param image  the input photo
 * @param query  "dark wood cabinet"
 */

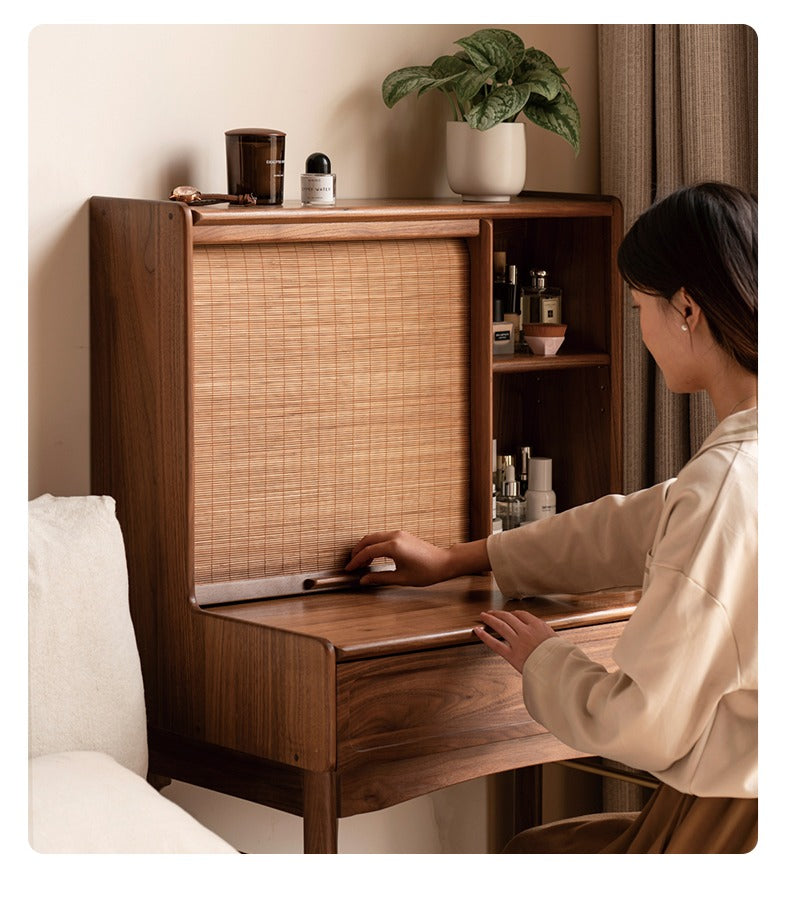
xmin=90 ymin=194 xmax=632 ymax=852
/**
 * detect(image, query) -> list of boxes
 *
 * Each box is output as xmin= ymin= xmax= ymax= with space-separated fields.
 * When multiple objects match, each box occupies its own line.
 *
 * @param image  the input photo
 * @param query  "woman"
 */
xmin=346 ymin=183 xmax=758 ymax=853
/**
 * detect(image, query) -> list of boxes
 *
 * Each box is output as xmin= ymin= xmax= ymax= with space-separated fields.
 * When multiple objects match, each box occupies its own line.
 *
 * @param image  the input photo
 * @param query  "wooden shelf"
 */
xmin=492 ymin=352 xmax=611 ymax=374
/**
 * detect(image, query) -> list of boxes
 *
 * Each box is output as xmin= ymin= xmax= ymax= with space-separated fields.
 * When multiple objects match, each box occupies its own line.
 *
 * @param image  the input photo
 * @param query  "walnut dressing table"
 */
xmin=89 ymin=194 xmax=633 ymax=852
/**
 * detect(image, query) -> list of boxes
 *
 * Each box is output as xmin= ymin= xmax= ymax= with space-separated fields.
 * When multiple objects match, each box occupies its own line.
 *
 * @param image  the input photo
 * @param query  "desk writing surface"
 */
xmin=205 ymin=574 xmax=639 ymax=661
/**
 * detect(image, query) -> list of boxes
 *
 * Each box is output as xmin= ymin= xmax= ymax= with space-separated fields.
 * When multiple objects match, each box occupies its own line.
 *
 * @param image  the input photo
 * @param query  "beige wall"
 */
xmin=28 ymin=23 xmax=600 ymax=853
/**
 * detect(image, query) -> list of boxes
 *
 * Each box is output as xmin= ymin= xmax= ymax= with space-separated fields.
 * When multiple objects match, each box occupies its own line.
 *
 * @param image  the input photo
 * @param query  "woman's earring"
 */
xmin=681 ymin=324 xmax=689 ymax=332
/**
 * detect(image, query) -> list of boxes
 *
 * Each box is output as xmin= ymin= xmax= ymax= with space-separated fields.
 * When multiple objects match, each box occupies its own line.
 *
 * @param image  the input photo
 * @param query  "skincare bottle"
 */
xmin=492 ymin=252 xmax=508 ymax=322
xmin=301 ymin=152 xmax=336 ymax=206
xmin=492 ymin=261 xmax=514 ymax=354
xmin=524 ymin=270 xmax=562 ymax=324
xmin=493 ymin=252 xmax=507 ymax=280
xmin=496 ymin=465 xmax=526 ymax=530
xmin=493 ymin=321 xmax=514 ymax=355
xmin=492 ymin=483 xmax=503 ymax=534
xmin=519 ymin=446 xmax=531 ymax=495
xmin=503 ymin=265 xmax=522 ymax=346
xmin=525 ymin=457 xmax=556 ymax=522
xmin=495 ymin=453 xmax=514 ymax=494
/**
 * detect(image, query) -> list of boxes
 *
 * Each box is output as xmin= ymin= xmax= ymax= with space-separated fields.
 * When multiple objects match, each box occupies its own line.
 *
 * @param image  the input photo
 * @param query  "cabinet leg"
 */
xmin=303 ymin=770 xmax=338 ymax=853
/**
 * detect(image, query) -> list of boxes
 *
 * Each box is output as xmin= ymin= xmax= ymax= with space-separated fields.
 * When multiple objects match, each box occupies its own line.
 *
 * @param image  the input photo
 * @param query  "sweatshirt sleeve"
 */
xmin=518 ymin=468 xmax=746 ymax=775
xmin=521 ymin=569 xmax=740 ymax=773
xmin=485 ymin=482 xmax=671 ymax=599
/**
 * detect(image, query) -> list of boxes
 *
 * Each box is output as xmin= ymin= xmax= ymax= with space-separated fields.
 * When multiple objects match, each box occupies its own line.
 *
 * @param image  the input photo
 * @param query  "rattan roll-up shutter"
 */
xmin=191 ymin=237 xmax=471 ymax=602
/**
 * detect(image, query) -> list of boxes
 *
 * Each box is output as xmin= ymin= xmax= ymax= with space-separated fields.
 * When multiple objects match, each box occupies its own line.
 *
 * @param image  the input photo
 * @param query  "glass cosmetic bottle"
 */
xmin=496 ymin=464 xmax=526 ymax=530
xmin=492 ymin=254 xmax=514 ymax=354
xmin=519 ymin=446 xmax=531 ymax=495
xmin=525 ymin=457 xmax=556 ymax=522
xmin=524 ymin=269 xmax=562 ymax=324
xmin=493 ymin=321 xmax=514 ymax=355
xmin=503 ymin=264 xmax=522 ymax=347
xmin=495 ymin=453 xmax=514 ymax=495
xmin=301 ymin=152 xmax=336 ymax=206
xmin=491 ymin=483 xmax=503 ymax=534
xmin=492 ymin=252 xmax=507 ymax=321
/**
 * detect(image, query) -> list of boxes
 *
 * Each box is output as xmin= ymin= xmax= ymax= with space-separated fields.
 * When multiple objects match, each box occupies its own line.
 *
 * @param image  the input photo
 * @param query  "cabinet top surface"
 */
xmin=204 ymin=574 xmax=638 ymax=661
xmin=181 ymin=192 xmax=620 ymax=226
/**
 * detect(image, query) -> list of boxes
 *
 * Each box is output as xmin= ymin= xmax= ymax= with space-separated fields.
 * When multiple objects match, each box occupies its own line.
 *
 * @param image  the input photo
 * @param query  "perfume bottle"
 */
xmin=300 ymin=152 xmax=336 ymax=206
xmin=524 ymin=269 xmax=562 ymax=324
xmin=525 ymin=457 xmax=556 ymax=522
xmin=496 ymin=464 xmax=526 ymax=530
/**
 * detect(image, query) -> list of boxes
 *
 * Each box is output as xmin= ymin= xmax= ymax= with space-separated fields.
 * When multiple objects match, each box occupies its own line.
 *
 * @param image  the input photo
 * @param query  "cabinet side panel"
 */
xmin=191 ymin=239 xmax=471 ymax=588
xmin=90 ymin=197 xmax=199 ymax=731
xmin=468 ymin=222 xmax=494 ymax=541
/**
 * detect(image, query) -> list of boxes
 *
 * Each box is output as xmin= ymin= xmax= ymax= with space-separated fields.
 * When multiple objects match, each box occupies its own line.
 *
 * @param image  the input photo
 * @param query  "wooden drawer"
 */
xmin=336 ymin=620 xmax=621 ymax=768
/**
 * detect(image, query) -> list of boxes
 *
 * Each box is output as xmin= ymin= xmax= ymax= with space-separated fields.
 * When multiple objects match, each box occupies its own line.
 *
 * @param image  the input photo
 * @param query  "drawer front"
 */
xmin=336 ymin=621 xmax=622 ymax=768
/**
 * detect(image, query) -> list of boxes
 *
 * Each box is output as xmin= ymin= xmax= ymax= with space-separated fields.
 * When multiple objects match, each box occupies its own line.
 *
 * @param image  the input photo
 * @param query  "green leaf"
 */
xmin=455 ymin=64 xmax=498 ymax=103
xmin=456 ymin=28 xmax=524 ymax=82
xmin=426 ymin=53 xmax=497 ymax=108
xmin=524 ymin=87 xmax=581 ymax=154
xmin=516 ymin=47 xmax=568 ymax=85
xmin=381 ymin=66 xmax=437 ymax=107
xmin=513 ymin=67 xmax=562 ymax=103
xmin=466 ymin=84 xmax=532 ymax=130
xmin=430 ymin=54 xmax=471 ymax=79
xmin=467 ymin=28 xmax=526 ymax=67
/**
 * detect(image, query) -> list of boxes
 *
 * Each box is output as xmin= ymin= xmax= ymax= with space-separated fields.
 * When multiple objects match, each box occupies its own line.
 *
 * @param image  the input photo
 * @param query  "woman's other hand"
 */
xmin=474 ymin=609 xmax=556 ymax=673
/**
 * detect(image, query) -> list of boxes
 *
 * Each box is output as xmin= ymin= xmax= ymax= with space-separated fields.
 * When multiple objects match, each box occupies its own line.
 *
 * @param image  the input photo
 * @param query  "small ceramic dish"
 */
xmin=522 ymin=323 xmax=567 ymax=356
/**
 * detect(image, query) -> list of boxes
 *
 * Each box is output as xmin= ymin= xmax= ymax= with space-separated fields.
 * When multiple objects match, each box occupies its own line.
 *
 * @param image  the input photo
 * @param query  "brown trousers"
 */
xmin=503 ymin=783 xmax=757 ymax=853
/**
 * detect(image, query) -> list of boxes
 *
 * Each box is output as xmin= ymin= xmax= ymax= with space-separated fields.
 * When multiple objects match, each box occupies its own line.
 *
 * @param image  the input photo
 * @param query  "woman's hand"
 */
xmin=346 ymin=530 xmax=489 ymax=587
xmin=474 ymin=609 xmax=556 ymax=673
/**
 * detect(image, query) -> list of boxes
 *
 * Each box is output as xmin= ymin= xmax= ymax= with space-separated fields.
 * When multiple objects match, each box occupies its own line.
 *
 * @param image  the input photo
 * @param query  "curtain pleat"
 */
xmin=598 ymin=24 xmax=655 ymax=492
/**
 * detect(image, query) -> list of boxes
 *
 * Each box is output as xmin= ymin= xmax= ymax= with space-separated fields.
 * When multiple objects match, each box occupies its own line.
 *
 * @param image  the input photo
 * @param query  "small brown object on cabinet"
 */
xmin=169 ymin=185 xmax=257 ymax=206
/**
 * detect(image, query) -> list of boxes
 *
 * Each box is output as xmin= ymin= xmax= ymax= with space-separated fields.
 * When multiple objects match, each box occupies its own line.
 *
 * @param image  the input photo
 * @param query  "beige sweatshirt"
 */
xmin=486 ymin=408 xmax=757 ymax=798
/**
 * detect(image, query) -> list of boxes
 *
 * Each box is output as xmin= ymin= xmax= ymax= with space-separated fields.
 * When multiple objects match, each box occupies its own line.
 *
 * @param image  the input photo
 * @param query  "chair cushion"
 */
xmin=30 ymin=751 xmax=236 ymax=852
xmin=28 ymin=495 xmax=148 ymax=776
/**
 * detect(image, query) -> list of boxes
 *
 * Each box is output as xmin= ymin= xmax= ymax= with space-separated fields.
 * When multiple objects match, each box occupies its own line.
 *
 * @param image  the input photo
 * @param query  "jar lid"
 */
xmin=225 ymin=128 xmax=286 ymax=137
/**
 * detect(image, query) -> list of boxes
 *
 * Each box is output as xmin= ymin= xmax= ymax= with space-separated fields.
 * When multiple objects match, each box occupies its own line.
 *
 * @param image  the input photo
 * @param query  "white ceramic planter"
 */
xmin=445 ymin=121 xmax=527 ymax=202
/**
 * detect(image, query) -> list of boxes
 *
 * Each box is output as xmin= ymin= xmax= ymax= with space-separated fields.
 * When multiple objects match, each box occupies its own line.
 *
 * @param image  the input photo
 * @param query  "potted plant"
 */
xmin=381 ymin=28 xmax=580 ymax=201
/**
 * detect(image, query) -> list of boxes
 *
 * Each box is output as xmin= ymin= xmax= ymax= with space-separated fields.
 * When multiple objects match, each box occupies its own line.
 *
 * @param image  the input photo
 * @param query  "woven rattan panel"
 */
xmin=192 ymin=239 xmax=470 ymax=589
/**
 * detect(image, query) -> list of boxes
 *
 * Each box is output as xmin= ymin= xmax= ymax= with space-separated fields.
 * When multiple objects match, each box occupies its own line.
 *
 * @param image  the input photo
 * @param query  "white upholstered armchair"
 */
xmin=28 ymin=494 xmax=235 ymax=852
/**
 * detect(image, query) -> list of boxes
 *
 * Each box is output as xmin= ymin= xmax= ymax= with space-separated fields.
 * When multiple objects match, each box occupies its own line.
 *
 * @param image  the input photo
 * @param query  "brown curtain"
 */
xmin=596 ymin=24 xmax=757 ymax=814
xmin=599 ymin=24 xmax=758 ymax=493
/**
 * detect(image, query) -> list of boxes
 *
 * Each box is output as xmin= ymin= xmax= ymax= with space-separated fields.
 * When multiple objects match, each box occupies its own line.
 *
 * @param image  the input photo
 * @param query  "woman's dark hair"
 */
xmin=617 ymin=182 xmax=757 ymax=374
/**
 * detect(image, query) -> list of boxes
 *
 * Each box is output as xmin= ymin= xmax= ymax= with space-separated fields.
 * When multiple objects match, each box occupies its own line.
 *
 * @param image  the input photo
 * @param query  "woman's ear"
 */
xmin=673 ymin=288 xmax=703 ymax=333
